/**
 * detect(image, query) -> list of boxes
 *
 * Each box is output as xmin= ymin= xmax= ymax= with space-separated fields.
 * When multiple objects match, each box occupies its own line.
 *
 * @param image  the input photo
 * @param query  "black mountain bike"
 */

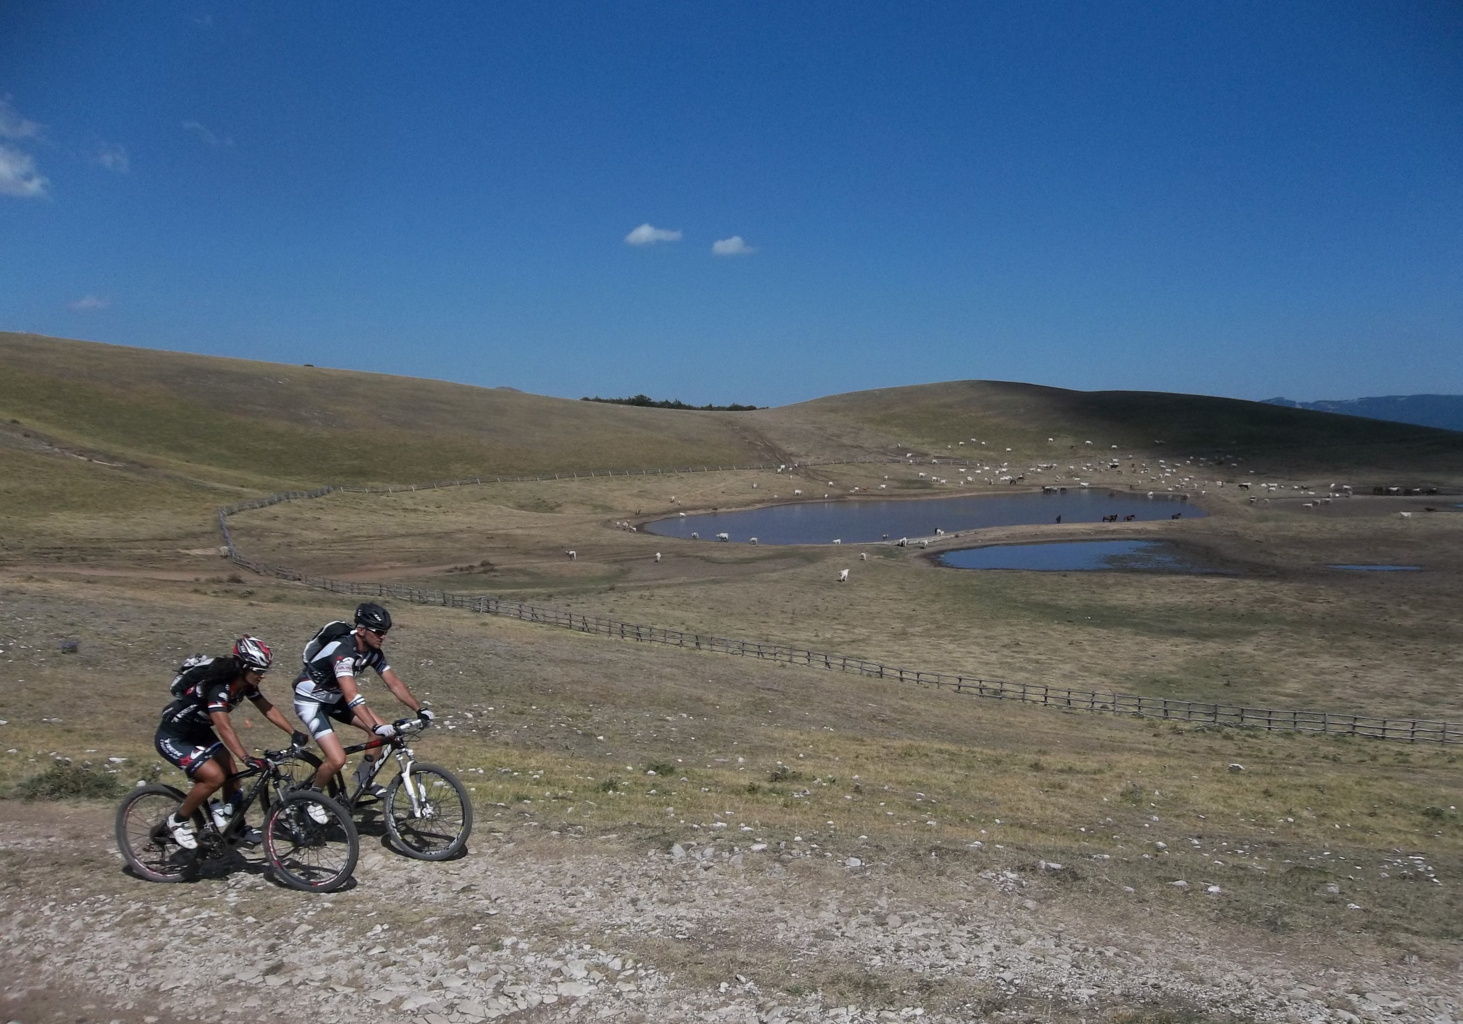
xmin=286 ymin=717 xmax=472 ymax=860
xmin=116 ymin=745 xmax=359 ymax=892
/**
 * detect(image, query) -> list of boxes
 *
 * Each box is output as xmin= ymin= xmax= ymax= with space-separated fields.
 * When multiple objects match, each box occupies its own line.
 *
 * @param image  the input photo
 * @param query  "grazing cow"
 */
xmin=1055 ymin=515 xmax=1062 ymax=524
xmin=567 ymin=550 xmax=576 ymax=560
xmin=655 ymin=552 xmax=661 ymax=562
xmin=838 ymin=569 xmax=849 ymax=583
xmin=794 ymin=489 xmax=803 ymax=496
xmin=918 ymin=539 xmax=928 ymax=549
xmin=1124 ymin=514 xmax=1136 ymax=522
xmin=716 ymin=532 xmax=730 ymax=542
xmin=1102 ymin=514 xmax=1118 ymax=523
xmin=832 ymin=538 xmax=842 ymax=545
xmin=1400 ymin=511 xmax=1413 ymax=519
xmin=1170 ymin=512 xmax=1182 ymax=520
xmin=749 ymin=537 xmax=758 ymax=544
xmin=860 ymin=552 xmax=868 ymax=561
xmin=690 ymin=532 xmax=699 ymax=540
xmin=896 ymin=537 xmax=907 ymax=547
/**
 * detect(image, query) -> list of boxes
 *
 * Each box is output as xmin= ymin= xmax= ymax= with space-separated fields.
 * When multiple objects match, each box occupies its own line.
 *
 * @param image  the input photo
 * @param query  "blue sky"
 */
xmin=2 ymin=2 xmax=1460 ymax=406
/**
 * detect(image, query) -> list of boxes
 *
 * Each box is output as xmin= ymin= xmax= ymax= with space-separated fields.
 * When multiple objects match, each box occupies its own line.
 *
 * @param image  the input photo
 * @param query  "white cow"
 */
xmin=567 ymin=550 xmax=576 ymax=560
xmin=837 ymin=569 xmax=849 ymax=582
xmin=860 ymin=552 xmax=868 ymax=561
xmin=655 ymin=552 xmax=661 ymax=562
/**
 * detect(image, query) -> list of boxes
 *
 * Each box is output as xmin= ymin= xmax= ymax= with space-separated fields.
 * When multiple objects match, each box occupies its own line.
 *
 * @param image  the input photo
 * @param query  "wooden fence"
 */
xmin=217 ymin=474 xmax=1462 ymax=746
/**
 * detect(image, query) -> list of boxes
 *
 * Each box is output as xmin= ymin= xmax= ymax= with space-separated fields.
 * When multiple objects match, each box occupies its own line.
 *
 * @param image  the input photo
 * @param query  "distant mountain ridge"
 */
xmin=1262 ymin=394 xmax=1463 ymax=433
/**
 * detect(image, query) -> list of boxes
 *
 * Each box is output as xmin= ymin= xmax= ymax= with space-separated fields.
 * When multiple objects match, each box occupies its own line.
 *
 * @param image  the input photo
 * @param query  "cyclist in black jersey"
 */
xmin=293 ymin=603 xmax=433 ymax=800
xmin=154 ymin=636 xmax=306 ymax=850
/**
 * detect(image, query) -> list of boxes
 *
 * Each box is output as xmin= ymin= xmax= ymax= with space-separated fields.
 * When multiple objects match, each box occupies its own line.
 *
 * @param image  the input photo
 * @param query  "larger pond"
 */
xmin=643 ymin=490 xmax=1201 ymax=545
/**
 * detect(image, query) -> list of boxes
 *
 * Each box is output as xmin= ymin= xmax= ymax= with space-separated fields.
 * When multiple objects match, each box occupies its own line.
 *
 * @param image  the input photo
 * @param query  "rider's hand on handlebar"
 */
xmin=417 ymin=708 xmax=435 ymax=727
xmin=374 ymin=723 xmax=398 ymax=738
xmin=245 ymin=755 xmax=269 ymax=773
xmin=290 ymin=730 xmax=310 ymax=750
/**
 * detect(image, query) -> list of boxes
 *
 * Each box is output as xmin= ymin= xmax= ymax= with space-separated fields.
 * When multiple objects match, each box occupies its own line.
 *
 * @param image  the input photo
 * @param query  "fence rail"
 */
xmin=217 ymin=471 xmax=1462 ymax=746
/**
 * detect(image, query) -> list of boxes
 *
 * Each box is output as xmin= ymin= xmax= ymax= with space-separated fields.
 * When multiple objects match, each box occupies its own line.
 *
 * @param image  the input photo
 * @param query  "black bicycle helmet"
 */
xmin=233 ymin=635 xmax=274 ymax=672
xmin=354 ymin=602 xmax=392 ymax=633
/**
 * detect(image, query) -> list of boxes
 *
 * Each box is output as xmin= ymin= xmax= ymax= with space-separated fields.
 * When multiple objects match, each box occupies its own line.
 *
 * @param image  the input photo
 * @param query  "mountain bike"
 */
xmin=116 ymin=744 xmax=359 ymax=892
xmin=285 ymin=717 xmax=472 ymax=860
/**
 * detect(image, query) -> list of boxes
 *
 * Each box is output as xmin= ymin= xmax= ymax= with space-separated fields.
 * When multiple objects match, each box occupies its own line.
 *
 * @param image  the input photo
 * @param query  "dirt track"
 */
xmin=3 ymin=800 xmax=1458 ymax=1024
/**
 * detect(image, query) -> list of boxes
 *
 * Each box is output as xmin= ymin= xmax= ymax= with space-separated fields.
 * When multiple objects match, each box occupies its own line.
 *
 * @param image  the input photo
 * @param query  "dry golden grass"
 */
xmin=224 ymin=469 xmax=1463 ymax=720
xmin=4 ymin=331 xmax=1461 ymax=967
xmin=1 ymin=574 xmax=1458 ymax=954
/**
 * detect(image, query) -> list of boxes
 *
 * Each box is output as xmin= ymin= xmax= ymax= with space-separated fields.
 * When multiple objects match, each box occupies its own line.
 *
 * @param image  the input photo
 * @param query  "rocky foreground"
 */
xmin=1 ymin=802 xmax=1457 ymax=1024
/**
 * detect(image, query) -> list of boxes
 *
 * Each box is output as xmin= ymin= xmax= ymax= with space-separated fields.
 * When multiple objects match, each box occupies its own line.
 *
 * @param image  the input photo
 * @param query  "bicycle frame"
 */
xmin=198 ymin=748 xmax=301 ymax=852
xmin=333 ymin=718 xmax=427 ymax=814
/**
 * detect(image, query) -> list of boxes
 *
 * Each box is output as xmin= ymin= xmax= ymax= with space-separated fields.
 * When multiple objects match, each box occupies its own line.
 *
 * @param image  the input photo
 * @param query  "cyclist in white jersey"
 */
xmin=292 ymin=603 xmax=433 ymax=802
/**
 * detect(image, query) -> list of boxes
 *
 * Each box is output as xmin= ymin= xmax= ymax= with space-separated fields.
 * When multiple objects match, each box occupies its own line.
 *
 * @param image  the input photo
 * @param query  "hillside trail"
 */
xmin=2 ymin=802 xmax=1456 ymax=1024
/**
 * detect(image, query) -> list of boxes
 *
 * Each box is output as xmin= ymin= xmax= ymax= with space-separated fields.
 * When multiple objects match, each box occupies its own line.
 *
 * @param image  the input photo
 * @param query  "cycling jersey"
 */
xmin=157 ymin=657 xmax=258 ymax=742
xmin=294 ymin=631 xmax=391 ymax=703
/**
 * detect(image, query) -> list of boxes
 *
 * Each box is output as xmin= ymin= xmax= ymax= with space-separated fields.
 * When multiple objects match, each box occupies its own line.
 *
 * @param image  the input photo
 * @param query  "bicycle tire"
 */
xmin=384 ymin=762 xmax=473 ymax=860
xmin=264 ymin=790 xmax=359 ymax=893
xmin=115 ymin=783 xmax=203 ymax=883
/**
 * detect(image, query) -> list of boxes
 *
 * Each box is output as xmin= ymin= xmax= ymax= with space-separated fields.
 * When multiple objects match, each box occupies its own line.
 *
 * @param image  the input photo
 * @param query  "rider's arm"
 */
xmin=247 ymin=693 xmax=297 ymax=737
xmin=209 ymin=709 xmax=251 ymax=763
xmin=378 ymin=667 xmax=422 ymax=715
xmin=336 ymin=670 xmax=366 ymax=710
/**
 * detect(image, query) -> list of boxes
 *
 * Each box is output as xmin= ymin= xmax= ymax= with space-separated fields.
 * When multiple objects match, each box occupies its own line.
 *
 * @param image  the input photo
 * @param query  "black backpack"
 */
xmin=169 ymin=654 xmax=216 ymax=699
xmin=302 ymin=620 xmax=355 ymax=680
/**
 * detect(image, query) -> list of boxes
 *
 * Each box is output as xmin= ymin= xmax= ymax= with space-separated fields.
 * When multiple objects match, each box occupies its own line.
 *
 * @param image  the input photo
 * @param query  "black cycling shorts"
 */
xmin=155 ymin=730 xmax=224 ymax=778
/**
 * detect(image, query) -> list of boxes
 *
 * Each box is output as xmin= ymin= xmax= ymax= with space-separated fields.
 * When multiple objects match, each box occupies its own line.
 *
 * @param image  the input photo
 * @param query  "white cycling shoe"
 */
xmin=167 ymin=813 xmax=198 ymax=851
xmin=303 ymin=799 xmax=331 ymax=825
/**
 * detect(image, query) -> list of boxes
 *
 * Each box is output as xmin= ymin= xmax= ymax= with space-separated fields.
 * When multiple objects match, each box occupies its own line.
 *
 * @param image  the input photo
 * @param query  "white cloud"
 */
xmin=0 ymin=98 xmax=41 ymax=140
xmin=711 ymin=235 xmax=755 ymax=256
xmin=624 ymin=223 xmax=682 ymax=246
xmin=183 ymin=120 xmax=234 ymax=147
xmin=69 ymin=295 xmax=110 ymax=311
xmin=96 ymin=142 xmax=129 ymax=173
xmin=0 ymin=143 xmax=48 ymax=198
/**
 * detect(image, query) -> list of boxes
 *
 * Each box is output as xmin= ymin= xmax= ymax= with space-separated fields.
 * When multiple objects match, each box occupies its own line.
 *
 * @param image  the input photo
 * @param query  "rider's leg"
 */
xmin=346 ymin=706 xmax=389 ymax=795
xmin=177 ymin=754 xmax=227 ymax=819
xmin=312 ymin=730 xmax=347 ymax=790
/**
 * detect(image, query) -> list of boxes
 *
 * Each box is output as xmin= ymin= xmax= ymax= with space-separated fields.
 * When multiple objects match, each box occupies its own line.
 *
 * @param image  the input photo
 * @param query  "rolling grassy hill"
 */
xmin=0 ymin=332 xmax=769 ymax=492
xmin=754 ymin=380 xmax=1463 ymax=480
xmin=5 ymin=332 xmax=1461 ymax=511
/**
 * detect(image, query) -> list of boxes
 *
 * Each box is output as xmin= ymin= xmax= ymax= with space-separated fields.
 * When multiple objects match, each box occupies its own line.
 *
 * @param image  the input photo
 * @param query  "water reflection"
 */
xmin=1327 ymin=564 xmax=1422 ymax=572
xmin=644 ymin=490 xmax=1200 ymax=546
xmin=938 ymin=539 xmax=1223 ymax=573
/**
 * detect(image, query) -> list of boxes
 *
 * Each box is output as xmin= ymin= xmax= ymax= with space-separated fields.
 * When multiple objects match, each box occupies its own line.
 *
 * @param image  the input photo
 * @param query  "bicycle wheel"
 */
xmin=385 ymin=762 xmax=473 ymax=860
xmin=263 ymin=790 xmax=358 ymax=893
xmin=115 ymin=783 xmax=203 ymax=883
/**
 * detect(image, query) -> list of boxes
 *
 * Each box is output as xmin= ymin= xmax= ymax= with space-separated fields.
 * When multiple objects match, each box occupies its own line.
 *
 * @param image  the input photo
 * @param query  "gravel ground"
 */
xmin=2 ymin=802 xmax=1459 ymax=1024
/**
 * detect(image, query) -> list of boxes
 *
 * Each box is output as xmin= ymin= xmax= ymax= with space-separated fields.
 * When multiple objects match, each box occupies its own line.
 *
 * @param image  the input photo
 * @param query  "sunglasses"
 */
xmin=365 ymin=628 xmax=389 ymax=638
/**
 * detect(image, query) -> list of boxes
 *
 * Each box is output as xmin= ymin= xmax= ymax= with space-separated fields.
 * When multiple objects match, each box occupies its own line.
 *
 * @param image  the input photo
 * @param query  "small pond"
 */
xmin=937 ymin=539 xmax=1224 ymax=573
xmin=1327 ymin=564 xmax=1422 ymax=572
xmin=643 ymin=490 xmax=1201 ymax=546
